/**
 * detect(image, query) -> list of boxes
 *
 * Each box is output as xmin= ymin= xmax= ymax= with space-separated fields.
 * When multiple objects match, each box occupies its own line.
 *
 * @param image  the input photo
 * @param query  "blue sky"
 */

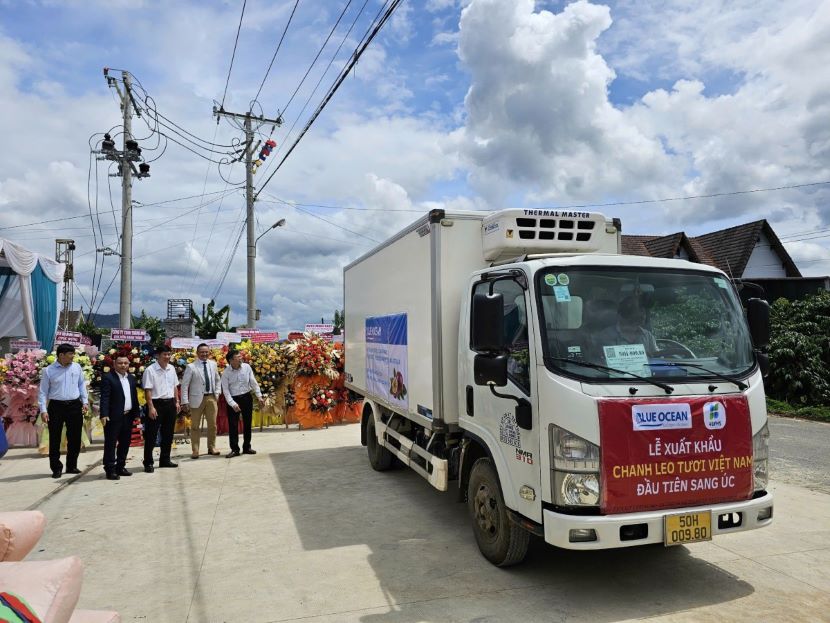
xmin=1 ymin=0 xmax=829 ymax=332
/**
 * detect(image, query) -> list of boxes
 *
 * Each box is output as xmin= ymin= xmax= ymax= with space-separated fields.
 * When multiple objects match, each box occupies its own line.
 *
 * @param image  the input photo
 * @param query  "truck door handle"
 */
xmin=466 ymin=385 xmax=474 ymax=416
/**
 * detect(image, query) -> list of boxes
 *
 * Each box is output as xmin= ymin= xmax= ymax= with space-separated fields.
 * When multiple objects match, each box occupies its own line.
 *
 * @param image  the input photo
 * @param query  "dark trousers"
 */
xmin=47 ymin=399 xmax=83 ymax=473
xmin=228 ymin=394 xmax=253 ymax=452
xmin=103 ymin=415 xmax=134 ymax=472
xmin=144 ymin=399 xmax=176 ymax=466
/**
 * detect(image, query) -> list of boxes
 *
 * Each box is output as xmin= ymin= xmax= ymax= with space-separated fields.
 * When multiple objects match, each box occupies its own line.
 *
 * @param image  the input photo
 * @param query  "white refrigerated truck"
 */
xmin=344 ymin=208 xmax=773 ymax=566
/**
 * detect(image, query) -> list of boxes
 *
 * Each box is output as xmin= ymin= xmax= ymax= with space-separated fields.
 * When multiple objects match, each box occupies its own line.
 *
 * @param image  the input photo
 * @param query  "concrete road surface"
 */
xmin=5 ymin=418 xmax=830 ymax=622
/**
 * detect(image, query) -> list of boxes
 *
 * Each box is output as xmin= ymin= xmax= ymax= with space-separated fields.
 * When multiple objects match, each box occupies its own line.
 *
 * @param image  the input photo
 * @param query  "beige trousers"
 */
xmin=190 ymin=395 xmax=218 ymax=454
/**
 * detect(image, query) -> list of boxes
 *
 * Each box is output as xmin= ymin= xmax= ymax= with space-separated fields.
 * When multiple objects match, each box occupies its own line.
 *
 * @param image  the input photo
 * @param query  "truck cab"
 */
xmin=346 ymin=208 xmax=773 ymax=566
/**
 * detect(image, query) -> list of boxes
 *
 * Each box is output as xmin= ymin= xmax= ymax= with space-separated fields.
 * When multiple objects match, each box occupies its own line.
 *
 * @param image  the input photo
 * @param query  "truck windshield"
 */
xmin=536 ymin=267 xmax=756 ymax=383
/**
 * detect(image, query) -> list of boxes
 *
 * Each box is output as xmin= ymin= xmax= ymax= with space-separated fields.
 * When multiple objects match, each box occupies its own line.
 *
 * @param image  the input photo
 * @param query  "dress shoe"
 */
xmin=51 ymin=471 xmax=62 ymax=479
xmin=144 ymin=465 xmax=155 ymax=473
xmin=66 ymin=467 xmax=82 ymax=475
xmin=226 ymin=450 xmax=240 ymax=458
xmin=106 ymin=472 xmax=120 ymax=481
xmin=117 ymin=468 xmax=132 ymax=477
xmin=208 ymin=450 xmax=220 ymax=456
xmin=191 ymin=453 xmax=200 ymax=459
xmin=242 ymin=449 xmax=257 ymax=455
xmin=159 ymin=461 xmax=178 ymax=468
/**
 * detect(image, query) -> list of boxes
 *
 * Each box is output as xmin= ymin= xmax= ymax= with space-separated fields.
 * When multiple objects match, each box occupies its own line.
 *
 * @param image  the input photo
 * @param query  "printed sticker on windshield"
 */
xmin=544 ymin=274 xmax=557 ymax=287
xmin=714 ymin=277 xmax=729 ymax=289
xmin=557 ymin=273 xmax=570 ymax=286
xmin=603 ymin=344 xmax=649 ymax=376
xmin=553 ymin=285 xmax=571 ymax=302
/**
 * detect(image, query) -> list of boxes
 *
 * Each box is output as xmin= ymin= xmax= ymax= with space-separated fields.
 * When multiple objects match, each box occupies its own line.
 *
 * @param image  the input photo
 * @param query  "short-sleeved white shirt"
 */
xmin=141 ymin=361 xmax=179 ymax=399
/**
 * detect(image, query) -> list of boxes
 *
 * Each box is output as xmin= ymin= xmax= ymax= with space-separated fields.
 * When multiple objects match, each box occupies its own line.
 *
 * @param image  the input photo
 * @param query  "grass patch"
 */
xmin=767 ymin=398 xmax=830 ymax=423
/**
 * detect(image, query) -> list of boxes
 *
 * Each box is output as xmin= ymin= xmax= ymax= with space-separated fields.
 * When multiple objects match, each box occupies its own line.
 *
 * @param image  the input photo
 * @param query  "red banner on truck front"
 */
xmin=599 ymin=396 xmax=753 ymax=514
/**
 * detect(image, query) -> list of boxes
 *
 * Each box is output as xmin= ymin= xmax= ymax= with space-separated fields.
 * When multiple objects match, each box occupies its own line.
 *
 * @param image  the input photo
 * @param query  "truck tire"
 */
xmin=467 ymin=457 xmax=529 ymax=566
xmin=367 ymin=415 xmax=394 ymax=471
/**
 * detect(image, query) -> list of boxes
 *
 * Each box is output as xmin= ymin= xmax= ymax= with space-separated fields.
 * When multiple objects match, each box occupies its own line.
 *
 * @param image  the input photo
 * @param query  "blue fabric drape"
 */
xmin=0 ymin=267 xmax=13 ymax=303
xmin=31 ymin=262 xmax=58 ymax=352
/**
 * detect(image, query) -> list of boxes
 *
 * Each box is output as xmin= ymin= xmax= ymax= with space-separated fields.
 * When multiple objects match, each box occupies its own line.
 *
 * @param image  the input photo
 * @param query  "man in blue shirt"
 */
xmin=38 ymin=343 xmax=89 ymax=478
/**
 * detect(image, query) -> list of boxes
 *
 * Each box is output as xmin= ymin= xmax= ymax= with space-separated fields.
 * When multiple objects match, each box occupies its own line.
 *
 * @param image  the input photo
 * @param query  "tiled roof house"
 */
xmin=622 ymin=220 xmax=801 ymax=279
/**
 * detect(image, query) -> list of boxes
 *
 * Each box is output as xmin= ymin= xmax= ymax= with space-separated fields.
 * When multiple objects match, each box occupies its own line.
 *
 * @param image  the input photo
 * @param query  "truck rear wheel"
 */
xmin=367 ymin=415 xmax=394 ymax=471
xmin=468 ymin=458 xmax=529 ymax=567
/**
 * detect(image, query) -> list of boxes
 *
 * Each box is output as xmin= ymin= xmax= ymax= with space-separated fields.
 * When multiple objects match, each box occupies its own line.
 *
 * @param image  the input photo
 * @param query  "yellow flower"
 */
xmin=103 ymin=366 xmax=111 ymax=373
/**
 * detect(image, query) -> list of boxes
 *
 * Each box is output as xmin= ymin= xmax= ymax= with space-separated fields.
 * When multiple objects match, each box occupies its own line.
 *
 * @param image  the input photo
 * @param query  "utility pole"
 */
xmin=213 ymin=107 xmax=282 ymax=328
xmin=100 ymin=68 xmax=150 ymax=328
xmin=55 ymin=239 xmax=75 ymax=329
xmin=120 ymin=71 xmax=133 ymax=329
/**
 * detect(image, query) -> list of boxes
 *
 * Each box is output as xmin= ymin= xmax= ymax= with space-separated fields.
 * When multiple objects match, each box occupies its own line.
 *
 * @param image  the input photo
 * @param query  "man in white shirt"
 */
xmin=38 ymin=343 xmax=89 ymax=478
xmin=220 ymin=349 xmax=264 ymax=458
xmin=141 ymin=345 xmax=181 ymax=472
xmin=99 ymin=354 xmax=140 ymax=480
xmin=181 ymin=343 xmax=221 ymax=459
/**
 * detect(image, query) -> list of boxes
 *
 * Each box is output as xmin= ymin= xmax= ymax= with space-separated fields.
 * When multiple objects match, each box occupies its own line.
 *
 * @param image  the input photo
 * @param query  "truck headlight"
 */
xmin=556 ymin=472 xmax=600 ymax=506
xmin=551 ymin=426 xmax=600 ymax=506
xmin=752 ymin=422 xmax=770 ymax=492
xmin=552 ymin=425 xmax=600 ymax=471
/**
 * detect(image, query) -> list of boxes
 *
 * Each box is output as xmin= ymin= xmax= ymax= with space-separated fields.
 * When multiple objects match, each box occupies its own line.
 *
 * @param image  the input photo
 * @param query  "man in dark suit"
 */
xmin=99 ymin=353 xmax=140 ymax=480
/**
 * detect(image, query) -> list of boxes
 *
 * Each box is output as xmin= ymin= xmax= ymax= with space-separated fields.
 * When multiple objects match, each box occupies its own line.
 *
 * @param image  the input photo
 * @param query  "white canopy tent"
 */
xmin=0 ymin=238 xmax=66 ymax=350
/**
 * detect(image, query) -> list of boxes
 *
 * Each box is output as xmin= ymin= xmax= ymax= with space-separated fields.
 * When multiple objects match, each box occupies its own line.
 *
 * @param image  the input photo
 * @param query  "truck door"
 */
xmin=461 ymin=276 xmax=542 ymax=523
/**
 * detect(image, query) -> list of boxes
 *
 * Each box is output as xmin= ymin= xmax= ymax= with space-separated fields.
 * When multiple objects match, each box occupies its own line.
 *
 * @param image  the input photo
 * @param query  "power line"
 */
xmin=278 ymin=1 xmax=353 ymax=123
xmin=546 ymin=180 xmax=830 ymax=211
xmin=256 ymin=0 xmax=404 ymax=198
xmin=221 ymin=0 xmax=247 ymax=110
xmin=211 ymin=220 xmax=247 ymax=300
xmin=0 ymin=189 xmax=242 ymax=233
xmin=293 ymin=205 xmax=380 ymax=243
xmin=253 ymin=0 xmax=300 ymax=104
xmin=260 ymin=194 xmax=421 ymax=212
xmin=259 ymin=0 xmax=370 ymax=180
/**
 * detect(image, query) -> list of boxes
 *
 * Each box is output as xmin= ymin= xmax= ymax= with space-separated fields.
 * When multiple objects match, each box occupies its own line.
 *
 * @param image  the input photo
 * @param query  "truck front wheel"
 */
xmin=367 ymin=415 xmax=394 ymax=471
xmin=468 ymin=458 xmax=529 ymax=566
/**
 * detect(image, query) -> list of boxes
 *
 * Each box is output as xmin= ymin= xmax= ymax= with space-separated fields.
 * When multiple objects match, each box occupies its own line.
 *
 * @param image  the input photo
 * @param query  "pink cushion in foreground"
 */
xmin=0 ymin=511 xmax=47 ymax=562
xmin=0 ymin=556 xmax=83 ymax=623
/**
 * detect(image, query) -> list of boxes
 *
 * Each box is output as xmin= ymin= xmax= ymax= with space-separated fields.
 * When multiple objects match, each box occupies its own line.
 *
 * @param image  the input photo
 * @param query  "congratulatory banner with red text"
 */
xmin=599 ymin=396 xmax=753 ymax=513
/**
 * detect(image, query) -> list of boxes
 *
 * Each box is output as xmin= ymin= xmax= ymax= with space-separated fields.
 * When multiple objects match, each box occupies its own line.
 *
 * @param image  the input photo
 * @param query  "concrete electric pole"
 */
xmin=100 ymin=68 xmax=150 ymax=328
xmin=213 ymin=107 xmax=282 ymax=328
xmin=120 ymin=71 xmax=133 ymax=329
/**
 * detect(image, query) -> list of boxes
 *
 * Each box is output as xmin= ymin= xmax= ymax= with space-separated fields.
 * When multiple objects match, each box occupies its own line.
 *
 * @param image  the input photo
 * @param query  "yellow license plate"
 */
xmin=664 ymin=511 xmax=712 ymax=546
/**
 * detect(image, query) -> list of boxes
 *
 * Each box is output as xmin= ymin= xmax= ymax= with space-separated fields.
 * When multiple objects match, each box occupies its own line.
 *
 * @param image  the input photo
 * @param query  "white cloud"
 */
xmin=454 ymin=0 xmax=679 ymax=205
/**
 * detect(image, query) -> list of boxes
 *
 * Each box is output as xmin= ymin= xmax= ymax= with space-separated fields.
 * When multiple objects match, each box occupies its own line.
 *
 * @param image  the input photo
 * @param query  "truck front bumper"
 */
xmin=543 ymin=492 xmax=773 ymax=550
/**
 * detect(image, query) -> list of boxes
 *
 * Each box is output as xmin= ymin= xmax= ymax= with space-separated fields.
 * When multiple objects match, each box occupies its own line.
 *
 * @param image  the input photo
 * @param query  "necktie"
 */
xmin=203 ymin=361 xmax=210 ymax=393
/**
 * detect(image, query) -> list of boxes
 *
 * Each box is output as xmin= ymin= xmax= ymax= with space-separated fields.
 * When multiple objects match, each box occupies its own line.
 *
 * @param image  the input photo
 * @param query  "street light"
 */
xmin=249 ymin=218 xmax=285 ymax=329
xmin=256 ymin=218 xmax=286 ymax=244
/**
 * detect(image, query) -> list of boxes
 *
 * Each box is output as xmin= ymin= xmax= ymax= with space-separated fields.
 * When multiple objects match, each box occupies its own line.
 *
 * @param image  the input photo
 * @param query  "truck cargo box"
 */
xmin=344 ymin=210 xmax=487 ymax=427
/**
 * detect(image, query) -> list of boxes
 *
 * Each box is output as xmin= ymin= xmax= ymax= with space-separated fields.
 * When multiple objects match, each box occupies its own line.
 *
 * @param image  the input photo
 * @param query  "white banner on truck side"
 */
xmin=366 ymin=313 xmax=408 ymax=409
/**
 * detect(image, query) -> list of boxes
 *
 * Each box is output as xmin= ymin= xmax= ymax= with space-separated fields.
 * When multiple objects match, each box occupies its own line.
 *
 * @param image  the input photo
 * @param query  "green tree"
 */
xmin=192 ymin=300 xmax=233 ymax=339
xmin=767 ymin=292 xmax=830 ymax=406
xmin=76 ymin=317 xmax=104 ymax=339
xmin=332 ymin=309 xmax=344 ymax=335
xmin=132 ymin=310 xmax=166 ymax=349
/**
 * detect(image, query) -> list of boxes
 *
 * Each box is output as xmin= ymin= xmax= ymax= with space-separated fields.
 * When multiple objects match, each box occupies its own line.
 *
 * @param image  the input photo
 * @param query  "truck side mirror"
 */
xmin=474 ymin=354 xmax=508 ymax=386
xmin=471 ymin=292 xmax=504 ymax=352
xmin=746 ymin=298 xmax=770 ymax=350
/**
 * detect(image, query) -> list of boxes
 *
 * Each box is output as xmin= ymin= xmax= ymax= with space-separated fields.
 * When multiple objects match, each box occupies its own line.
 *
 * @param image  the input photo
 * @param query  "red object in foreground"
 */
xmin=599 ymin=396 xmax=753 ymax=514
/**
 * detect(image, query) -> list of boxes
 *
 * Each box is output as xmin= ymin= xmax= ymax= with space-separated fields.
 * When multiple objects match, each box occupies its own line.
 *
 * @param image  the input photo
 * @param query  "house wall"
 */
xmin=676 ymin=247 xmax=689 ymax=260
xmin=743 ymin=232 xmax=788 ymax=278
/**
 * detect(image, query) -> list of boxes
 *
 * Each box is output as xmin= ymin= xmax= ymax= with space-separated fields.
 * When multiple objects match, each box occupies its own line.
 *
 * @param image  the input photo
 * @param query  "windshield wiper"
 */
xmin=648 ymin=362 xmax=748 ymax=391
xmin=545 ymin=357 xmax=675 ymax=394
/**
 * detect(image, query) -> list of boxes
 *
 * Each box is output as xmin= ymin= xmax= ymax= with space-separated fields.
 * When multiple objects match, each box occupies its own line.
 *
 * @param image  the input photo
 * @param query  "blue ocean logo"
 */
xmin=632 ymin=403 xmax=692 ymax=431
